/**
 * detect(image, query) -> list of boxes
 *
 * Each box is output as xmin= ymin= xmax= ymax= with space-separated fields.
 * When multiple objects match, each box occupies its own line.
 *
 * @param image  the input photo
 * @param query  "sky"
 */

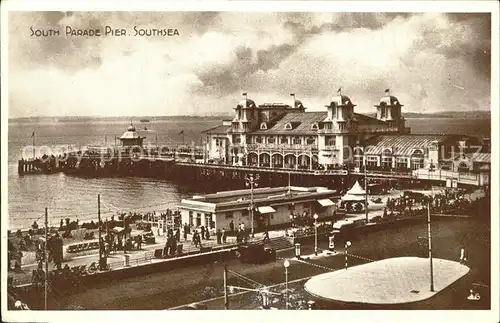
xmin=8 ymin=11 xmax=492 ymax=118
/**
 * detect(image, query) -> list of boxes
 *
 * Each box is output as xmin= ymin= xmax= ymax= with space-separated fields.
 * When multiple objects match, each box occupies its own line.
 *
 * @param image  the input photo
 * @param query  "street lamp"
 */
xmin=245 ymin=173 xmax=259 ymax=238
xmin=345 ymin=241 xmax=351 ymax=270
xmin=123 ymin=214 xmax=127 ymax=255
xmin=427 ymin=196 xmax=435 ymax=292
xmin=284 ymin=259 xmax=290 ymax=309
xmin=313 ymin=213 xmax=319 ymax=256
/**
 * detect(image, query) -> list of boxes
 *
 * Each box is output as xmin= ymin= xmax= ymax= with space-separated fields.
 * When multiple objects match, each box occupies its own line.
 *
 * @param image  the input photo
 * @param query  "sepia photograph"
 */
xmin=2 ymin=1 xmax=499 ymax=322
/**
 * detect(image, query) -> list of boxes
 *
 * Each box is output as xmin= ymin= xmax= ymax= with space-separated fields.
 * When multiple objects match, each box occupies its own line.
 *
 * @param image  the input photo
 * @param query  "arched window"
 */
xmin=410 ymin=149 xmax=424 ymax=170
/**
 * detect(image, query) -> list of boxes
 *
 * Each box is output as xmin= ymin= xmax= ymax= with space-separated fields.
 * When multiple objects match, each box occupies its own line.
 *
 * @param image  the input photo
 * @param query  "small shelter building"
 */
xmin=178 ymin=186 xmax=338 ymax=232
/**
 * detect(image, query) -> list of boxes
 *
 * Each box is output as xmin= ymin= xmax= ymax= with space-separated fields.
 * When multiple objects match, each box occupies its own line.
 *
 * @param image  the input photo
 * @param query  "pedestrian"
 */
xmin=170 ymin=235 xmax=177 ymax=256
xmin=263 ymin=228 xmax=270 ymax=243
xmin=175 ymin=228 xmax=181 ymax=242
xmin=205 ymin=228 xmax=210 ymax=240
xmin=137 ymin=234 xmax=142 ymax=250
xmin=229 ymin=220 xmax=234 ymax=233
xmin=222 ymin=228 xmax=227 ymax=243
xmin=216 ymin=229 xmax=222 ymax=244
xmin=197 ymin=233 xmax=202 ymax=248
xmin=460 ymin=247 xmax=467 ymax=264
xmin=193 ymin=230 xmax=200 ymax=247
xmin=183 ymin=227 xmax=188 ymax=241
xmin=163 ymin=240 xmax=169 ymax=258
xmin=200 ymin=226 xmax=205 ymax=240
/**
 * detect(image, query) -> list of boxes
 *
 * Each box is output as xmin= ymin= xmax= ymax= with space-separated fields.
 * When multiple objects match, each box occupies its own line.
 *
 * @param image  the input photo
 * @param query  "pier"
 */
xmin=17 ymin=146 xmax=488 ymax=190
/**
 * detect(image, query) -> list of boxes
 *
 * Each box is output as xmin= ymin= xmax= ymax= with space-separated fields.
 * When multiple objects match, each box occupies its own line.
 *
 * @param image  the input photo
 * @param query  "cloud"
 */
xmin=8 ymin=12 xmax=491 ymax=118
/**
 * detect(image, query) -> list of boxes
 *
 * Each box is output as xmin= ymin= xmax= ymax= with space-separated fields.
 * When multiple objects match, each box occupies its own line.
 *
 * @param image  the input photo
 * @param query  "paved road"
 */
xmin=36 ymin=217 xmax=489 ymax=310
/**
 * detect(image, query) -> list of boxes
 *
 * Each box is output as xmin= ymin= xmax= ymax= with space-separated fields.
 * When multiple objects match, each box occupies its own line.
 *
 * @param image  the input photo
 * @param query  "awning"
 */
xmin=257 ymin=206 xmax=276 ymax=214
xmin=112 ymin=226 xmax=124 ymax=233
xmin=317 ymin=198 xmax=335 ymax=207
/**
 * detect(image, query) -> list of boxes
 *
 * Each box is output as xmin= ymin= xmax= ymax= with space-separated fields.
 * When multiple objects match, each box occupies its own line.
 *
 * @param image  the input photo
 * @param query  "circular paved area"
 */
xmin=304 ymin=257 xmax=469 ymax=304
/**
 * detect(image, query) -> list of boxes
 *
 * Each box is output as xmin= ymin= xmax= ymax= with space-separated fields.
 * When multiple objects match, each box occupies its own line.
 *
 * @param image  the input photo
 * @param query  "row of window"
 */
xmin=227 ymin=136 xmax=337 ymax=146
xmin=354 ymin=156 xmax=425 ymax=169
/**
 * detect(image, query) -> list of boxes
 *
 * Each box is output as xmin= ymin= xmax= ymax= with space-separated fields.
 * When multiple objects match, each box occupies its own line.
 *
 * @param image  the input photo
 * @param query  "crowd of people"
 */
xmin=384 ymin=188 xmax=479 ymax=218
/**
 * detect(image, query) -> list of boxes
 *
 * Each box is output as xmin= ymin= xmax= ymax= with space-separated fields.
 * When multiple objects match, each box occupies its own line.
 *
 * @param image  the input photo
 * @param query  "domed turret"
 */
xmin=233 ymin=97 xmax=257 ymax=124
xmin=236 ymin=99 xmax=257 ymax=109
xmin=327 ymin=92 xmax=356 ymax=121
xmin=375 ymin=93 xmax=404 ymax=123
xmin=330 ymin=94 xmax=354 ymax=107
xmin=127 ymin=124 xmax=136 ymax=132
xmin=378 ymin=95 xmax=402 ymax=107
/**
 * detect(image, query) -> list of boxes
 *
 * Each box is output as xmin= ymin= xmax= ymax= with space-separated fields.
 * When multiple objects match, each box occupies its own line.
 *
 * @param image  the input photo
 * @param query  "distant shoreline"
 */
xmin=7 ymin=111 xmax=492 ymax=123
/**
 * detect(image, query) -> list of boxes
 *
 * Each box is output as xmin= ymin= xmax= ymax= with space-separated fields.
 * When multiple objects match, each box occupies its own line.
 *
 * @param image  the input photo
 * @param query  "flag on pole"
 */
xmin=178 ymin=130 xmax=184 ymax=135
xmin=31 ymin=131 xmax=35 ymax=138
xmin=337 ymin=87 xmax=342 ymax=93
xmin=385 ymin=89 xmax=390 ymax=94
xmin=290 ymin=93 xmax=295 ymax=97
xmin=242 ymin=92 xmax=247 ymax=96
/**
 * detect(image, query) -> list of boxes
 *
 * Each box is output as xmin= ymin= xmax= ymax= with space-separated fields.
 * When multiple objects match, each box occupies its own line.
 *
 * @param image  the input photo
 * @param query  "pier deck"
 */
xmin=17 ymin=148 xmax=487 ymax=188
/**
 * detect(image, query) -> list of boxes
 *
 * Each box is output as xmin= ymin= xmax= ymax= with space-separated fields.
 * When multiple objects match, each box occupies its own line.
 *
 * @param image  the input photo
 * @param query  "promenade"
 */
xmin=9 ymin=228 xmax=287 ymax=287
xmin=10 ymin=189 xmax=484 ymax=287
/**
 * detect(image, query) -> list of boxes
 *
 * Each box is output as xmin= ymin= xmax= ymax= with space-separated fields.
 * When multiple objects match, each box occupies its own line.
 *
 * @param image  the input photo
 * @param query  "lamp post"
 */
xmin=364 ymin=167 xmax=369 ymax=224
xmin=313 ymin=213 xmax=319 ymax=256
xmin=245 ymin=174 xmax=259 ymax=238
xmin=223 ymin=265 xmax=229 ymax=309
xmin=123 ymin=214 xmax=127 ymax=255
xmin=427 ymin=196 xmax=435 ymax=292
xmin=284 ymin=259 xmax=290 ymax=309
xmin=345 ymin=241 xmax=351 ymax=270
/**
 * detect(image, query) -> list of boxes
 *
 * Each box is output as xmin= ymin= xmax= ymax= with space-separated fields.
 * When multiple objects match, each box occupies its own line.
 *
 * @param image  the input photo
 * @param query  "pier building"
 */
xmin=203 ymin=92 xmax=489 ymax=174
xmin=178 ymin=186 xmax=337 ymax=232
xmin=203 ymin=92 xmax=410 ymax=168
xmin=120 ymin=124 xmax=146 ymax=147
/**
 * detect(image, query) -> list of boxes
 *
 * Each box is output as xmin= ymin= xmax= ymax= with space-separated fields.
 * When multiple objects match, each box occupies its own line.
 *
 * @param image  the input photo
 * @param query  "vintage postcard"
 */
xmin=2 ymin=1 xmax=499 ymax=322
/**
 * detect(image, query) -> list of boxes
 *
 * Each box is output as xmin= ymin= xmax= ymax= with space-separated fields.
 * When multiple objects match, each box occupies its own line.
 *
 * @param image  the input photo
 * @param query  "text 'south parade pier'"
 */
xmin=17 ymin=92 xmax=491 ymax=190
